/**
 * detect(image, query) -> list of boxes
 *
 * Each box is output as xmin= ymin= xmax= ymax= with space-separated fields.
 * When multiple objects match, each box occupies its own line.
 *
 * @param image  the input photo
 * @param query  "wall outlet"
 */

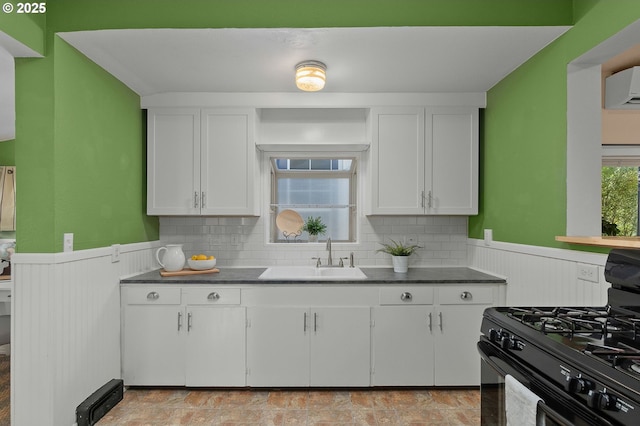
xmin=577 ymin=263 xmax=599 ymax=283
xmin=63 ymin=233 xmax=73 ymax=252
xmin=111 ymin=244 xmax=121 ymax=263
xmin=484 ymin=229 xmax=493 ymax=246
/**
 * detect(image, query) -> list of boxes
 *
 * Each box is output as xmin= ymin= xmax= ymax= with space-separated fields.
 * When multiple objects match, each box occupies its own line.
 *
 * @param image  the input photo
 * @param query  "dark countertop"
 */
xmin=120 ymin=267 xmax=506 ymax=285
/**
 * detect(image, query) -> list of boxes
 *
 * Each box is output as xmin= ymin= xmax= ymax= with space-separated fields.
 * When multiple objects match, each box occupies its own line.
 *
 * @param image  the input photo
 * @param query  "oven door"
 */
xmin=478 ymin=338 xmax=613 ymax=426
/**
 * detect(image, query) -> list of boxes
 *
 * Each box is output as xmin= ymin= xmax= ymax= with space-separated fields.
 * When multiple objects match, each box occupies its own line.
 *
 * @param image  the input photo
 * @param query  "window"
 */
xmin=602 ymin=147 xmax=640 ymax=236
xmin=270 ymin=157 xmax=357 ymax=243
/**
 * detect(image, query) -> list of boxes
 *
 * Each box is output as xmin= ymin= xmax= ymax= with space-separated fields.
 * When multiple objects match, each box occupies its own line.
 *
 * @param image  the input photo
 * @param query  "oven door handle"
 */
xmin=537 ymin=401 xmax=574 ymax=426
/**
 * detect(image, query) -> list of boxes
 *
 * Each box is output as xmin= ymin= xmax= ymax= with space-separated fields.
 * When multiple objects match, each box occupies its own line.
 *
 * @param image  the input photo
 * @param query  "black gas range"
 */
xmin=478 ymin=249 xmax=640 ymax=426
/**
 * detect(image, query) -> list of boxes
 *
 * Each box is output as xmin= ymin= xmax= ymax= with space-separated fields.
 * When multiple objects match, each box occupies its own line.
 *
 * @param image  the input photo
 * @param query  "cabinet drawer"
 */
xmin=438 ymin=286 xmax=493 ymax=305
xmin=379 ymin=287 xmax=434 ymax=305
xmin=184 ymin=288 xmax=241 ymax=305
xmin=125 ymin=287 xmax=181 ymax=305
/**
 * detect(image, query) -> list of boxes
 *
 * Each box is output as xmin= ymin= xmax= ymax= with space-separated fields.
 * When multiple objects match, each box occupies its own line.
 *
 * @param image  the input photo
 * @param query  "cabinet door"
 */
xmin=201 ymin=108 xmax=257 ymax=215
xmin=246 ymin=307 xmax=310 ymax=386
xmin=372 ymin=306 xmax=434 ymax=386
xmin=434 ymin=285 xmax=494 ymax=386
xmin=426 ymin=107 xmax=478 ymax=214
xmin=147 ymin=108 xmax=201 ymax=215
xmin=185 ymin=306 xmax=246 ymax=387
xmin=122 ymin=305 xmax=185 ymax=385
xmin=370 ymin=107 xmax=425 ymax=214
xmin=309 ymin=307 xmax=371 ymax=387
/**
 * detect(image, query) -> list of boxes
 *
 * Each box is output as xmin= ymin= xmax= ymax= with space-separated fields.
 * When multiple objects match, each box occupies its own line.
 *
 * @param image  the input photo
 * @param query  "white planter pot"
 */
xmin=308 ymin=234 xmax=318 ymax=243
xmin=392 ymin=255 xmax=409 ymax=273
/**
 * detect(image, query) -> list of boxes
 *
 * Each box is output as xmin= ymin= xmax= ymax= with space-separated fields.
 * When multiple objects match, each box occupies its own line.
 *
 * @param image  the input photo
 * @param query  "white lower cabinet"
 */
xmin=122 ymin=286 xmax=246 ymax=387
xmin=372 ymin=305 xmax=435 ymax=386
xmin=433 ymin=286 xmax=495 ymax=386
xmin=372 ymin=285 xmax=498 ymax=386
xmin=246 ymin=306 xmax=371 ymax=387
xmin=123 ymin=299 xmax=185 ymax=386
xmin=121 ymin=282 xmax=502 ymax=387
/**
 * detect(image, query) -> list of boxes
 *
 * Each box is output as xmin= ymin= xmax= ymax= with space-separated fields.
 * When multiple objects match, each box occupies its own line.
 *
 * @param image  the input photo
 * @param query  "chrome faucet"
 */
xmin=326 ymin=238 xmax=333 ymax=266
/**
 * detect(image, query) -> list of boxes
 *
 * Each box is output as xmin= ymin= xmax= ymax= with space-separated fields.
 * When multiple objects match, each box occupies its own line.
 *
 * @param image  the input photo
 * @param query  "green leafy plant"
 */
xmin=377 ymin=239 xmax=422 ymax=256
xmin=303 ymin=216 xmax=327 ymax=236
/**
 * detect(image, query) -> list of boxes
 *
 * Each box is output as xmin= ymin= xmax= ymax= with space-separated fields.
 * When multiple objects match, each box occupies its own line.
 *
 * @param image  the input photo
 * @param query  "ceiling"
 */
xmin=58 ymin=26 xmax=571 ymax=97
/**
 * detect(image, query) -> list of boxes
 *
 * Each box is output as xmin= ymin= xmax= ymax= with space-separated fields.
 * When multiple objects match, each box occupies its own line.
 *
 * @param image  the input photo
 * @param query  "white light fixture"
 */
xmin=295 ymin=60 xmax=326 ymax=92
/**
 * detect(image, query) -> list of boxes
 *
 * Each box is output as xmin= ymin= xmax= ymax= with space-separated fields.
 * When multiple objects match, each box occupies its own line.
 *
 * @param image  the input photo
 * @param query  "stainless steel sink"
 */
xmin=258 ymin=266 xmax=367 ymax=280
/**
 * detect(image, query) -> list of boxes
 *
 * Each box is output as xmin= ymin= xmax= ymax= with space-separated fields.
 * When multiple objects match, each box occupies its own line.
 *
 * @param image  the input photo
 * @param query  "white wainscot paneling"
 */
xmin=11 ymin=241 xmax=160 ymax=426
xmin=467 ymin=239 xmax=609 ymax=306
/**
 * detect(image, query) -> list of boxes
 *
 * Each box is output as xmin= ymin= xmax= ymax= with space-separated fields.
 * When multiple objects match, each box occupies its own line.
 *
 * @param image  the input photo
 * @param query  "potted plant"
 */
xmin=303 ymin=216 xmax=327 ymax=242
xmin=377 ymin=239 xmax=422 ymax=273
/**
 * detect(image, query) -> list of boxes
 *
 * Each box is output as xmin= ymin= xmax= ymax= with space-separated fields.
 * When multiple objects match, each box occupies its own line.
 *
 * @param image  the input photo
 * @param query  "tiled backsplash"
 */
xmin=160 ymin=215 xmax=468 ymax=267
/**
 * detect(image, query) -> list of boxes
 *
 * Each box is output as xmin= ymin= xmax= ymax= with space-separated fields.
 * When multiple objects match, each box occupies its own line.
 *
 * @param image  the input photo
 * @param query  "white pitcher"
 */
xmin=156 ymin=244 xmax=186 ymax=272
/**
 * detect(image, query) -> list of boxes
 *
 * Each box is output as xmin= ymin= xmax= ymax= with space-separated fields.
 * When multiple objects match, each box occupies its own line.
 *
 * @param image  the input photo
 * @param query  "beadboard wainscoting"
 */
xmin=159 ymin=215 xmax=469 ymax=267
xmin=467 ymin=239 xmax=609 ymax=306
xmin=11 ymin=241 xmax=161 ymax=426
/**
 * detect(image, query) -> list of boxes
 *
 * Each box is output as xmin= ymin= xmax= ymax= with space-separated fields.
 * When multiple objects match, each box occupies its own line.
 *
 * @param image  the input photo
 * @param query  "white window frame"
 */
xmin=263 ymin=151 xmax=363 ymax=244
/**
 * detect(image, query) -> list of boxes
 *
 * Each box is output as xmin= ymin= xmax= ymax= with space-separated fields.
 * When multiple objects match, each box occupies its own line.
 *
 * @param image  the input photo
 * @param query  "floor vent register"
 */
xmin=76 ymin=379 xmax=123 ymax=426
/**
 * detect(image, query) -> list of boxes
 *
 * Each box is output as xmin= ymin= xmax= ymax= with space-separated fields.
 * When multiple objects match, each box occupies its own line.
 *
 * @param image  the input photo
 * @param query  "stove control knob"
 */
xmin=488 ymin=328 xmax=499 ymax=342
xmin=500 ymin=335 xmax=512 ymax=350
xmin=564 ymin=376 xmax=593 ymax=394
xmin=587 ymin=390 xmax=618 ymax=411
xmin=499 ymin=335 xmax=522 ymax=351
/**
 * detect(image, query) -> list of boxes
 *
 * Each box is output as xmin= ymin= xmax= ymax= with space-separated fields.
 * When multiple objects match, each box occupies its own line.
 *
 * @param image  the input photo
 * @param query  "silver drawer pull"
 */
xmin=146 ymin=291 xmax=159 ymax=301
xmin=400 ymin=292 xmax=413 ymax=302
xmin=207 ymin=292 xmax=220 ymax=301
xmin=460 ymin=291 xmax=472 ymax=300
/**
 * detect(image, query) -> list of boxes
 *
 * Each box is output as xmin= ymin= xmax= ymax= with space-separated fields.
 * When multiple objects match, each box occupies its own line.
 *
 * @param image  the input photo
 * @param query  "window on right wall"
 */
xmin=602 ymin=147 xmax=640 ymax=236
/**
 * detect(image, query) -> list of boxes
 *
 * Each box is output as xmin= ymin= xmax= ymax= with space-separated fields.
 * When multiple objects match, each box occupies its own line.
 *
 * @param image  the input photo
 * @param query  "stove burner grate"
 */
xmin=507 ymin=307 xmax=640 ymax=340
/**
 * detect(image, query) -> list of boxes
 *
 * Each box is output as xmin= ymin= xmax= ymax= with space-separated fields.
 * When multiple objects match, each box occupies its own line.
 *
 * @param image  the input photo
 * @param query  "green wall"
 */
xmin=468 ymin=0 xmax=640 ymax=249
xmin=48 ymin=0 xmax=572 ymax=30
xmin=0 ymin=12 xmax=45 ymax=55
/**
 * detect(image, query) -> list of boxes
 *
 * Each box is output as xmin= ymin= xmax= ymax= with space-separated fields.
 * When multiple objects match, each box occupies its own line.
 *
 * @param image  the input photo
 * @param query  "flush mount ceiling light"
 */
xmin=295 ymin=60 xmax=326 ymax=92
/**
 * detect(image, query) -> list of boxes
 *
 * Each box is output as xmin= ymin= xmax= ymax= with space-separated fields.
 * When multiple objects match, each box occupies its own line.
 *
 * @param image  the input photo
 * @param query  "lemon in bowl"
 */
xmin=187 ymin=254 xmax=216 ymax=270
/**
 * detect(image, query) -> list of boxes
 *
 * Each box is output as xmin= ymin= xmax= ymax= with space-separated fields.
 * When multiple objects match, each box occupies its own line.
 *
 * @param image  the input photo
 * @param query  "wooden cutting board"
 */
xmin=160 ymin=268 xmax=220 ymax=277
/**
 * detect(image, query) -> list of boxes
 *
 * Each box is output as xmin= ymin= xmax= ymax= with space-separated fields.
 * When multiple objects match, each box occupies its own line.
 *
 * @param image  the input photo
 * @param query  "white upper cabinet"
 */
xmin=427 ymin=108 xmax=479 ymax=214
xmin=370 ymin=107 xmax=426 ymax=215
xmin=147 ymin=108 xmax=258 ymax=216
xmin=369 ymin=107 xmax=478 ymax=215
xmin=200 ymin=109 xmax=257 ymax=215
xmin=147 ymin=108 xmax=201 ymax=215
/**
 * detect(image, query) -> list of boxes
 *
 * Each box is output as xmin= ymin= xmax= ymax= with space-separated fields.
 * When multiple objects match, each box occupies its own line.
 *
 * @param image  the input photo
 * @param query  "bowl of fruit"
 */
xmin=187 ymin=254 xmax=217 ymax=270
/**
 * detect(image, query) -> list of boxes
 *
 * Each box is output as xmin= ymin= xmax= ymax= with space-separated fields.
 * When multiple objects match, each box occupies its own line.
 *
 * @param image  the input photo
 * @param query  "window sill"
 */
xmin=555 ymin=236 xmax=640 ymax=248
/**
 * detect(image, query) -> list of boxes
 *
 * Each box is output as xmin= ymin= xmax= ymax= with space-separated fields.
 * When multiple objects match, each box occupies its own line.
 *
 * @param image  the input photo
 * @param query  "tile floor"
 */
xmin=97 ymin=388 xmax=480 ymax=425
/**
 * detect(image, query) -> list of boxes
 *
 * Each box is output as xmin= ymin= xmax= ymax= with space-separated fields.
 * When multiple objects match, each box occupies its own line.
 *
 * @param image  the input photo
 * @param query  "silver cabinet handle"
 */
xmin=314 ymin=312 xmax=318 ymax=332
xmin=194 ymin=191 xmax=199 ymax=208
xmin=400 ymin=292 xmax=413 ymax=302
xmin=146 ymin=291 xmax=159 ymax=301
xmin=421 ymin=190 xmax=425 ymax=208
xmin=303 ymin=312 xmax=307 ymax=332
xmin=201 ymin=191 xmax=206 ymax=208
xmin=460 ymin=291 xmax=472 ymax=300
xmin=428 ymin=312 xmax=432 ymax=332
xmin=428 ymin=190 xmax=433 ymax=208
xmin=438 ymin=312 xmax=443 ymax=331
xmin=207 ymin=292 xmax=220 ymax=301
xmin=177 ymin=311 xmax=182 ymax=331
xmin=187 ymin=312 xmax=192 ymax=332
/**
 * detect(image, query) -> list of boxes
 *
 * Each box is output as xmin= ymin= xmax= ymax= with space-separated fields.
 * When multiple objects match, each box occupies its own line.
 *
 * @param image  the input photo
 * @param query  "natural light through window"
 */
xmin=602 ymin=152 xmax=640 ymax=236
xmin=270 ymin=157 xmax=357 ymax=243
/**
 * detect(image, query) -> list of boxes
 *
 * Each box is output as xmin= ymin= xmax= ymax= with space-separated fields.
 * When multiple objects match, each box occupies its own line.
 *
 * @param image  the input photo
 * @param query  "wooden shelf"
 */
xmin=555 ymin=236 xmax=640 ymax=249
